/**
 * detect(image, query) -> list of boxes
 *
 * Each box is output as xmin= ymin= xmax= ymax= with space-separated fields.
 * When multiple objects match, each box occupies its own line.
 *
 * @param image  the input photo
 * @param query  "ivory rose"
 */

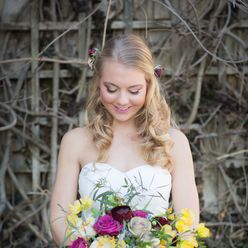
xmin=128 ymin=216 xmax=151 ymax=237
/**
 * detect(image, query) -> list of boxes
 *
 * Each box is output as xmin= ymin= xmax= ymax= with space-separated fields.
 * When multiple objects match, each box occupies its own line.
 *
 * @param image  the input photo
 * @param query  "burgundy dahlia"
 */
xmin=111 ymin=205 xmax=133 ymax=223
xmin=153 ymin=216 xmax=170 ymax=229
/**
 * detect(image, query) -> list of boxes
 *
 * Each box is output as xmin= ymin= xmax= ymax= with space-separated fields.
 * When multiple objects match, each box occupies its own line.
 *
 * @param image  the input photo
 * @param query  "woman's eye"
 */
xmin=129 ymin=90 xmax=140 ymax=95
xmin=106 ymin=87 xmax=117 ymax=93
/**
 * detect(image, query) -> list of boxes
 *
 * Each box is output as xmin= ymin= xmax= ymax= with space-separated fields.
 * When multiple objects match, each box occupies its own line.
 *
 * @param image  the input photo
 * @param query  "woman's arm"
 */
xmin=50 ymin=129 xmax=83 ymax=246
xmin=169 ymin=128 xmax=200 ymax=227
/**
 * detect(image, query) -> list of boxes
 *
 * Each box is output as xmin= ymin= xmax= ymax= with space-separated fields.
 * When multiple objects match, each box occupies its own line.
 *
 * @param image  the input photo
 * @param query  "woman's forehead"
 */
xmin=100 ymin=60 xmax=147 ymax=87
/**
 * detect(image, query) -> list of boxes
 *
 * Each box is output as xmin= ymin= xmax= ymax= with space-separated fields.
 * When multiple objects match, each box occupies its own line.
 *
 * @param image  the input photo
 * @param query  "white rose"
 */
xmin=128 ymin=217 xmax=151 ymax=237
xmin=142 ymin=232 xmax=160 ymax=247
xmin=78 ymin=217 xmax=96 ymax=239
xmin=89 ymin=240 xmax=98 ymax=248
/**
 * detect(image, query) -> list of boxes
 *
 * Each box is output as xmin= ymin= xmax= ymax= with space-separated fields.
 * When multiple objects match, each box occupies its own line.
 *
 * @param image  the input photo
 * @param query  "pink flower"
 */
xmin=154 ymin=65 xmax=164 ymax=78
xmin=132 ymin=210 xmax=149 ymax=218
xmin=88 ymin=48 xmax=97 ymax=57
xmin=93 ymin=214 xmax=123 ymax=236
xmin=70 ymin=237 xmax=87 ymax=248
xmin=88 ymin=48 xmax=99 ymax=58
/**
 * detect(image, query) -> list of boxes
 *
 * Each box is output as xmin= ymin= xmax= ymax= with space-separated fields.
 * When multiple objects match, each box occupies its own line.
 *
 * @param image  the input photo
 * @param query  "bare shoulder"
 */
xmin=59 ymin=127 xmax=95 ymax=163
xmin=168 ymin=127 xmax=193 ymax=171
xmin=56 ymin=127 xmax=96 ymax=171
xmin=168 ymin=127 xmax=189 ymax=147
xmin=61 ymin=127 xmax=93 ymax=147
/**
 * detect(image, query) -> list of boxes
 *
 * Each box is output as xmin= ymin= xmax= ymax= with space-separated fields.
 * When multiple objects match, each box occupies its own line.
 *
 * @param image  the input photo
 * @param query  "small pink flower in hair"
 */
xmin=88 ymin=58 xmax=94 ymax=70
xmin=88 ymin=47 xmax=100 ymax=71
xmin=88 ymin=48 xmax=99 ymax=58
xmin=154 ymin=65 xmax=164 ymax=78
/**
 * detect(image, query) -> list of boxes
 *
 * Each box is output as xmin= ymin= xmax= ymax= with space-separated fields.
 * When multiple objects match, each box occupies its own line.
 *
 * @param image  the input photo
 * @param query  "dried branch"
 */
xmin=0 ymin=132 xmax=11 ymax=216
xmin=5 ymin=194 xmax=49 ymax=234
xmin=0 ymin=57 xmax=88 ymax=65
xmin=5 ymin=201 xmax=48 ymax=244
xmin=217 ymin=149 xmax=248 ymax=160
xmin=38 ymin=1 xmax=104 ymax=57
xmin=0 ymin=103 xmax=17 ymax=131
xmin=0 ymin=116 xmax=50 ymax=153
xmin=102 ymin=0 xmax=112 ymax=49
xmin=184 ymin=59 xmax=206 ymax=128
xmin=1 ymin=0 xmax=247 ymax=246
xmin=153 ymin=0 xmax=248 ymax=63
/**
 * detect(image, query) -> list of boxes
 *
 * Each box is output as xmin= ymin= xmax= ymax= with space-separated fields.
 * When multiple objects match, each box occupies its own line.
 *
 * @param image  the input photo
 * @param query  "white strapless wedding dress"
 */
xmin=78 ymin=162 xmax=172 ymax=214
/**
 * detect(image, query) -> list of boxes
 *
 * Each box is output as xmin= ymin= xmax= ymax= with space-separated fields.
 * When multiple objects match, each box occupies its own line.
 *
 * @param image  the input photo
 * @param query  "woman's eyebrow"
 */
xmin=103 ymin=81 xmax=143 ymax=88
xmin=103 ymin=82 xmax=118 ymax=87
xmin=128 ymin=84 xmax=143 ymax=89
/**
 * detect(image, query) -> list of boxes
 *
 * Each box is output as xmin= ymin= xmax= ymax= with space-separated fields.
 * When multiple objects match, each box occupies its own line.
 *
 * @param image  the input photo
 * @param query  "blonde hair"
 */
xmin=86 ymin=34 xmax=174 ymax=170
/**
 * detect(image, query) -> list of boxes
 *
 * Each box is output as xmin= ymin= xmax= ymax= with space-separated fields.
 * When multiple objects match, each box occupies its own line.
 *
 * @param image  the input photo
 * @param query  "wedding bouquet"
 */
xmin=62 ymin=178 xmax=210 ymax=248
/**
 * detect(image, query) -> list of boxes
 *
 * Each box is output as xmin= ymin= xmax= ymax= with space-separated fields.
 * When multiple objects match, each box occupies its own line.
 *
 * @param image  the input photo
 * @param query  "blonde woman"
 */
xmin=50 ymin=34 xmax=199 ymax=246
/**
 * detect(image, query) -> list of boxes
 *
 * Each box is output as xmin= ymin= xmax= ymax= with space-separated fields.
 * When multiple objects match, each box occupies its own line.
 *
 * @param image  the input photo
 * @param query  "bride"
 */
xmin=50 ymin=34 xmax=199 ymax=246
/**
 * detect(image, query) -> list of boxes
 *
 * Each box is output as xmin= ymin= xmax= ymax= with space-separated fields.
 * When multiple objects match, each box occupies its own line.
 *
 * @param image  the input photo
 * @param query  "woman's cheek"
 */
xmin=100 ymin=90 xmax=115 ymax=104
xmin=131 ymin=92 xmax=146 ymax=105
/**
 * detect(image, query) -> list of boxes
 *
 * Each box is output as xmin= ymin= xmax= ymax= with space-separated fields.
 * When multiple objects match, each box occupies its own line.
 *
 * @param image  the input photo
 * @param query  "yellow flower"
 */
xmin=160 ymin=224 xmax=177 ymax=245
xmin=89 ymin=236 xmax=118 ymax=248
xmin=65 ymin=226 xmax=72 ymax=238
xmin=167 ymin=207 xmax=173 ymax=214
xmin=197 ymin=223 xmax=210 ymax=238
xmin=66 ymin=213 xmax=83 ymax=241
xmin=162 ymin=224 xmax=177 ymax=238
xmin=69 ymin=199 xmax=83 ymax=215
xmin=177 ymin=236 xmax=198 ymax=248
xmin=66 ymin=225 xmax=79 ymax=242
xmin=80 ymin=196 xmax=93 ymax=210
xmin=176 ymin=209 xmax=195 ymax=233
xmin=117 ymin=240 xmax=126 ymax=248
xmin=175 ymin=219 xmax=189 ymax=233
xmin=181 ymin=209 xmax=194 ymax=226
xmin=168 ymin=213 xmax=175 ymax=221
xmin=66 ymin=213 xmax=80 ymax=227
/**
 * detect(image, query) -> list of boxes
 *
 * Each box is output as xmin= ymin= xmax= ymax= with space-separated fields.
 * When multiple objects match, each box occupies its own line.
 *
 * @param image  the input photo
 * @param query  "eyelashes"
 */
xmin=129 ymin=90 xmax=140 ymax=95
xmin=106 ymin=87 xmax=140 ymax=95
xmin=106 ymin=87 xmax=117 ymax=93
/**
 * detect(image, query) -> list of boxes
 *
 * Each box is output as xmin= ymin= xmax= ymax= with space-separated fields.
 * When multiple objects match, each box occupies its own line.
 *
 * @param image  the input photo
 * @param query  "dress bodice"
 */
xmin=78 ymin=162 xmax=172 ymax=214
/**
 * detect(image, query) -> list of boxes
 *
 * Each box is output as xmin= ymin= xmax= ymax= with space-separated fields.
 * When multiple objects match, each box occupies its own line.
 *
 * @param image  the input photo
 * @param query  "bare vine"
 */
xmin=0 ymin=0 xmax=247 ymax=247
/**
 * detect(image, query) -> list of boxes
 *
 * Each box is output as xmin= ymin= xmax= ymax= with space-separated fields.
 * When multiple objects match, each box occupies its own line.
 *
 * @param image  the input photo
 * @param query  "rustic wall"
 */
xmin=0 ymin=0 xmax=247 ymax=247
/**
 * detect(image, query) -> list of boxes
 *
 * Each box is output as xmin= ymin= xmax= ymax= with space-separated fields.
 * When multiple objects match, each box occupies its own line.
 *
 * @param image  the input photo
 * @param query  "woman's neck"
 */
xmin=112 ymin=120 xmax=137 ymax=137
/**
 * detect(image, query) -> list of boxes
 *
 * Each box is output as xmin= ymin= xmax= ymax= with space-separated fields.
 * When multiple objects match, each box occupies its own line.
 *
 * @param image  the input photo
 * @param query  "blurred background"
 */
xmin=0 ymin=0 xmax=247 ymax=247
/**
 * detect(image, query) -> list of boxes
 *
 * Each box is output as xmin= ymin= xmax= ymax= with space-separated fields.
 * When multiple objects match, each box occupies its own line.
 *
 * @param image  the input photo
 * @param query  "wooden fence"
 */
xmin=0 ymin=0 xmax=247 ymax=247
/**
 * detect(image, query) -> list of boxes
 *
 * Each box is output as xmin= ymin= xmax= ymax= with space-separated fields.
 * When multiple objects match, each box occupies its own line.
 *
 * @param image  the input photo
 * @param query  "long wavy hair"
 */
xmin=85 ymin=34 xmax=175 ymax=170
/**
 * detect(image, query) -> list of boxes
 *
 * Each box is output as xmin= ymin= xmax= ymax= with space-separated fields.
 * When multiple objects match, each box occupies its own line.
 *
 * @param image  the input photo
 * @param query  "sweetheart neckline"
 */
xmin=80 ymin=162 xmax=171 ymax=175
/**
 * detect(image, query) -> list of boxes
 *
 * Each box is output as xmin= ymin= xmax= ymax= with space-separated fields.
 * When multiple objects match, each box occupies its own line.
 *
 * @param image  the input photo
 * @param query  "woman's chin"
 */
xmin=111 ymin=113 xmax=135 ymax=124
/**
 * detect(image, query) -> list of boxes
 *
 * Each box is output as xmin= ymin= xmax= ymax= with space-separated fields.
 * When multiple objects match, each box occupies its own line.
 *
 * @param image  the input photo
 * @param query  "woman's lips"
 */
xmin=113 ymin=105 xmax=130 ymax=113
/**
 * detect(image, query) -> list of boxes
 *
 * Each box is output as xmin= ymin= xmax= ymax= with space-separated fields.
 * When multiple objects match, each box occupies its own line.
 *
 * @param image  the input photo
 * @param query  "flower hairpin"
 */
xmin=88 ymin=47 xmax=100 ymax=71
xmin=154 ymin=65 xmax=164 ymax=78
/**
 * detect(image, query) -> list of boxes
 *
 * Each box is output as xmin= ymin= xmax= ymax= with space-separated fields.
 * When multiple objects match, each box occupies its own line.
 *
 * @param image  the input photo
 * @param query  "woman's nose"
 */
xmin=117 ymin=91 xmax=129 ymax=105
